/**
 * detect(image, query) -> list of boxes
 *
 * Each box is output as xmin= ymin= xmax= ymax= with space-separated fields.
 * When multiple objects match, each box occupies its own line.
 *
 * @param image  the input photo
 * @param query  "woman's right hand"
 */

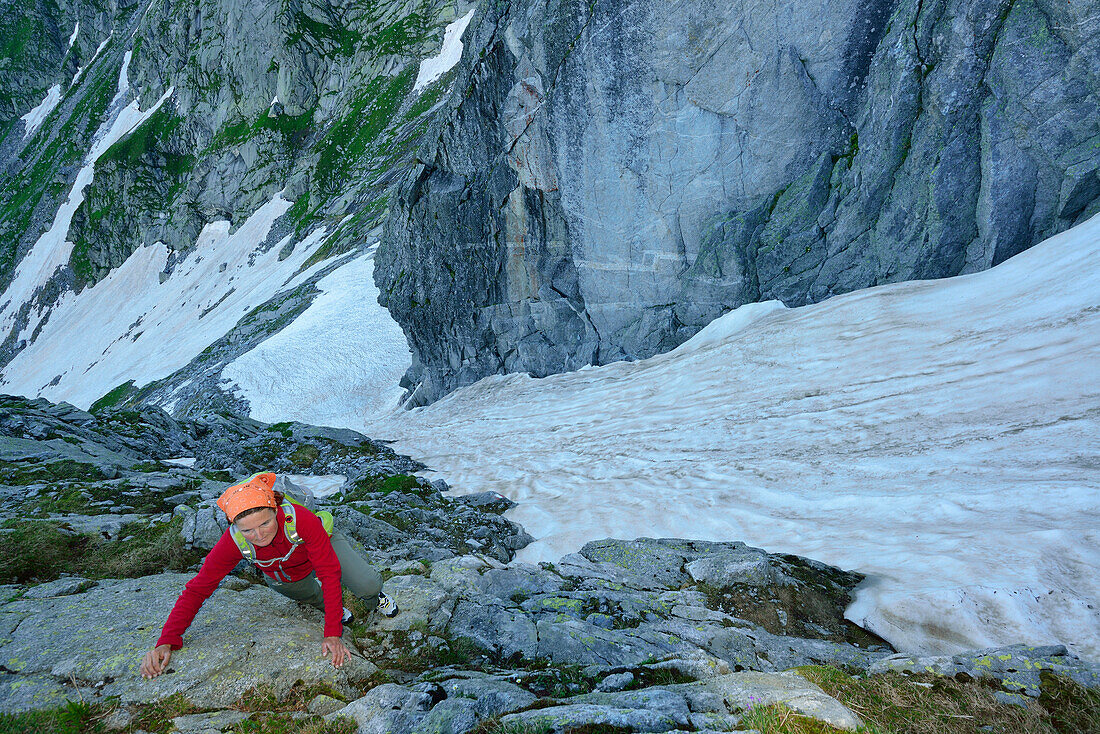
xmin=140 ymin=644 xmax=173 ymax=679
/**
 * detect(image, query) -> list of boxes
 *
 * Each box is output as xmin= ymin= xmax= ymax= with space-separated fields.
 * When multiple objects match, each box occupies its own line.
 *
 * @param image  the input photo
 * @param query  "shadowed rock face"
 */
xmin=377 ymin=0 xmax=1100 ymax=405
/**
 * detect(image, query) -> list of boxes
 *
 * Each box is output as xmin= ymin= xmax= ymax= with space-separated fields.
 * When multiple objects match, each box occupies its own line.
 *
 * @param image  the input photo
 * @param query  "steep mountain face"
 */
xmin=0 ymin=0 xmax=1097 ymax=412
xmin=377 ymin=0 xmax=1100 ymax=405
xmin=0 ymin=0 xmax=471 ymax=409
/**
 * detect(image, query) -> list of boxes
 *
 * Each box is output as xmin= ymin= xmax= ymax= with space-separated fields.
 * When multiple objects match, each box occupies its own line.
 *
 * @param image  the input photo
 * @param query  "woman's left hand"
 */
xmin=321 ymin=636 xmax=351 ymax=668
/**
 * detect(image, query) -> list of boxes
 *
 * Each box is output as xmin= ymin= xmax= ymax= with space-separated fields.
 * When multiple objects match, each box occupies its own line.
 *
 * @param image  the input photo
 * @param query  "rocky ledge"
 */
xmin=0 ymin=396 xmax=1097 ymax=732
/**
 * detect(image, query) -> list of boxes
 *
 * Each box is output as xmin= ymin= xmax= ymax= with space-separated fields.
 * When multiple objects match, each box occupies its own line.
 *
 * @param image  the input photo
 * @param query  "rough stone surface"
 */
xmin=327 ymin=684 xmax=433 ymax=734
xmin=438 ymin=675 xmax=538 ymax=718
xmin=377 ymin=0 xmax=1100 ymax=404
xmin=0 ymin=574 xmax=377 ymax=710
xmin=171 ymin=710 xmax=252 ymax=733
xmin=869 ymin=644 xmax=1100 ymax=697
xmin=500 ymin=703 xmax=685 ymax=733
xmin=675 ymin=672 xmax=863 ymax=730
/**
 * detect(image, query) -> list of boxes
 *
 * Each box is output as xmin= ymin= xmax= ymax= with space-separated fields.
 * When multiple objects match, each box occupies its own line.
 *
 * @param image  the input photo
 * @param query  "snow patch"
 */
xmin=67 ymin=23 xmax=79 ymax=50
xmin=0 ymin=193 xmax=327 ymax=409
xmin=223 ymin=249 xmax=410 ymax=427
xmin=112 ymin=51 xmax=133 ymax=106
xmin=350 ymin=213 xmax=1100 ymax=659
xmin=20 ymin=85 xmax=61 ymax=140
xmin=414 ymin=9 xmax=476 ymax=92
xmin=1 ymin=51 xmax=174 ymax=344
xmin=164 ymin=458 xmax=197 ymax=467
xmin=72 ymin=35 xmax=112 ymax=86
xmin=286 ymin=475 xmax=347 ymax=499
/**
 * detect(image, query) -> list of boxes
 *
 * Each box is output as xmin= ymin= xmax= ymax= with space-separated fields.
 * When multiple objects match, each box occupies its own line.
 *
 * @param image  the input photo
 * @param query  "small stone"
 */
xmin=307 ymin=694 xmax=345 ymax=716
xmin=597 ymin=671 xmax=634 ymax=692
xmin=994 ymin=691 xmax=1030 ymax=708
xmin=103 ymin=708 xmax=133 ymax=730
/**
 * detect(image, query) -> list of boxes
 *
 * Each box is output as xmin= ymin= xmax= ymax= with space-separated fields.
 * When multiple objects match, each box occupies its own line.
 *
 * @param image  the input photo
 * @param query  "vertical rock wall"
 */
xmin=377 ymin=0 xmax=1100 ymax=405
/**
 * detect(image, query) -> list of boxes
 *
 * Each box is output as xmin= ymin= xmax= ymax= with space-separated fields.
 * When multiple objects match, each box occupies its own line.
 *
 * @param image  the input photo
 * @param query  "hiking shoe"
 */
xmin=341 ymin=606 xmax=355 ymax=626
xmin=377 ymin=592 xmax=399 ymax=618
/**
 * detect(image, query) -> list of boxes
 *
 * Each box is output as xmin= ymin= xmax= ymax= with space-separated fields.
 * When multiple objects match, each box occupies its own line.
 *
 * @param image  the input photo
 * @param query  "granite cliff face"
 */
xmin=377 ymin=0 xmax=1100 ymax=405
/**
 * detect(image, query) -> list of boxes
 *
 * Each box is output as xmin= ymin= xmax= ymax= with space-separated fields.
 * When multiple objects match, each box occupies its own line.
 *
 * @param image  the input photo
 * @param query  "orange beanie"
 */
xmin=216 ymin=472 xmax=278 ymax=522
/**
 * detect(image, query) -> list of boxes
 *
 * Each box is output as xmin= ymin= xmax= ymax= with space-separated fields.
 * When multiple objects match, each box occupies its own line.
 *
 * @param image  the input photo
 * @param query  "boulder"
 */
xmin=308 ymin=694 xmax=346 ymax=715
xmin=373 ymin=575 xmax=456 ymax=632
xmin=454 ymin=492 xmax=516 ymax=513
xmin=182 ymin=504 xmax=228 ymax=549
xmin=408 ymin=697 xmax=480 ymax=734
xmin=685 ymin=549 xmax=775 ymax=588
xmin=438 ymin=674 xmax=538 ymax=718
xmin=0 ymin=574 xmax=377 ymax=711
xmin=327 ymin=684 xmax=432 ymax=734
xmin=448 ymin=599 xmax=538 ymax=661
xmin=673 ymin=671 xmax=863 ymax=730
xmin=597 ymin=672 xmax=634 ymax=691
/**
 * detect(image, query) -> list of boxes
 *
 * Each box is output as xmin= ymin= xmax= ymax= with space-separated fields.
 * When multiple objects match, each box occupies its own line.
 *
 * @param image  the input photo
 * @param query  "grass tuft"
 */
xmin=0 ymin=700 xmax=97 ymax=734
xmin=0 ymin=518 xmax=203 ymax=584
xmin=788 ymin=664 xmax=1089 ymax=734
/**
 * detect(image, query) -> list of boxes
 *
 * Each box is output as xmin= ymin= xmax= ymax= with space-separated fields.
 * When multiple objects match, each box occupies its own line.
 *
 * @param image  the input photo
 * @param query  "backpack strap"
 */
xmin=229 ymin=499 xmax=305 ymax=564
xmin=281 ymin=499 xmax=303 ymax=544
xmin=283 ymin=497 xmax=334 ymax=538
xmin=228 ymin=496 xmax=334 ymax=566
xmin=228 ymin=524 xmax=256 ymax=561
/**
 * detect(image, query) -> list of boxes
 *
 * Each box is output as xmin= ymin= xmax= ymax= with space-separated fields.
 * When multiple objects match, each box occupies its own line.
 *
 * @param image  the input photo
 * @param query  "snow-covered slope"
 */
xmin=222 ymin=246 xmax=410 ymax=423
xmin=0 ymin=52 xmax=173 ymax=344
xmin=231 ymin=213 xmax=1100 ymax=658
xmin=0 ymin=196 xmax=329 ymax=408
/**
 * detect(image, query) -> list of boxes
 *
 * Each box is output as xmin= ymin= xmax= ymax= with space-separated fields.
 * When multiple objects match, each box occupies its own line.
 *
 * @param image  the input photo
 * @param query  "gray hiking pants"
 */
xmin=264 ymin=531 xmax=382 ymax=614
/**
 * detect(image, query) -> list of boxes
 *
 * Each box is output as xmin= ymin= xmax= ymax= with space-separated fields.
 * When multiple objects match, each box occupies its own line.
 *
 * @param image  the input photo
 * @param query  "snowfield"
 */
xmin=223 ymin=247 xmax=410 ymax=425
xmin=354 ymin=213 xmax=1099 ymax=659
xmin=0 ymin=195 xmax=329 ymax=408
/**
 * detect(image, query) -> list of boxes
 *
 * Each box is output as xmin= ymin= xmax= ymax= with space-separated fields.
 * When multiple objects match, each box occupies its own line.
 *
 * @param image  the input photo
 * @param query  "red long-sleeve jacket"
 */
xmin=156 ymin=504 xmax=343 ymax=648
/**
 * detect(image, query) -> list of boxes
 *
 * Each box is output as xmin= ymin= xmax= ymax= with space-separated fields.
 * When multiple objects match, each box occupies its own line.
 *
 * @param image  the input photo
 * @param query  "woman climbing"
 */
xmin=139 ymin=472 xmax=398 ymax=678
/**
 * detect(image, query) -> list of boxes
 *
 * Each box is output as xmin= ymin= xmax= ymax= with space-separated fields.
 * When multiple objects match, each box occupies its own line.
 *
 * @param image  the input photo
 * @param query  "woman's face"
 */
xmin=235 ymin=508 xmax=279 ymax=547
